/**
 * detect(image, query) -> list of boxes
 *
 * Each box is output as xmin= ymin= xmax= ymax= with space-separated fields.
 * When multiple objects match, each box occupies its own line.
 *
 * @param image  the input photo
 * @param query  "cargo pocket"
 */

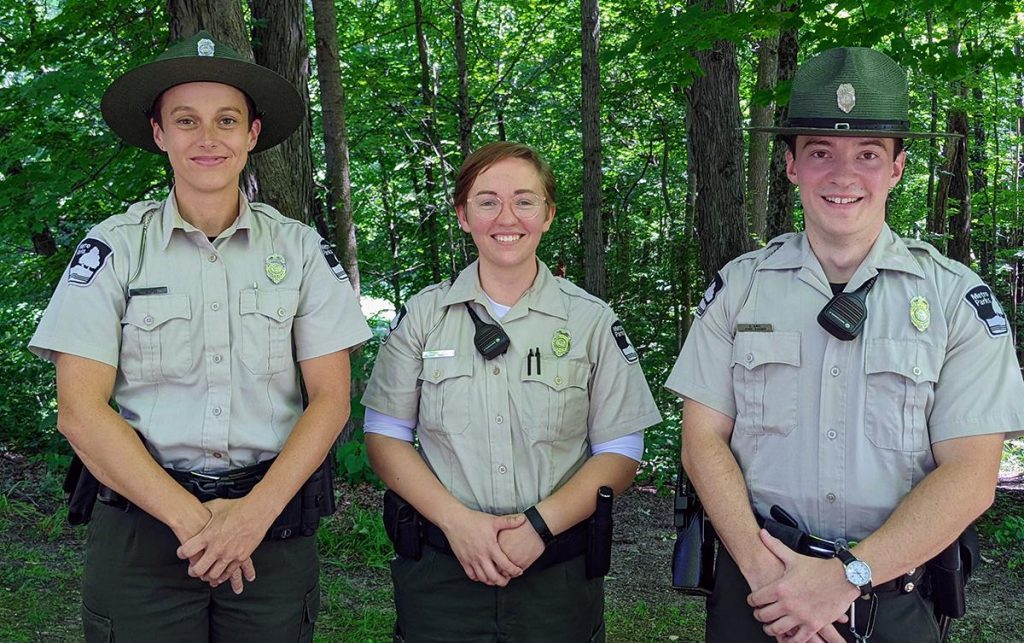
xmin=81 ymin=603 xmax=113 ymax=643
xmin=120 ymin=294 xmax=192 ymax=382
xmin=239 ymin=288 xmax=299 ymax=375
xmin=297 ymin=585 xmax=320 ymax=643
xmin=865 ymin=339 xmax=941 ymax=452
xmin=520 ymin=356 xmax=590 ymax=441
xmin=417 ymin=355 xmax=474 ymax=435
xmin=731 ymin=332 xmax=801 ymax=437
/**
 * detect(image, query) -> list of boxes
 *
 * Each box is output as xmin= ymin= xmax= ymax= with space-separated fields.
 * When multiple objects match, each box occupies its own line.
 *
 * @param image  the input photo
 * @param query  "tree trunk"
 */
xmin=926 ymin=12 xmax=938 ymax=212
xmin=311 ymin=0 xmax=360 ymax=295
xmin=764 ymin=3 xmax=797 ymax=241
xmin=453 ymin=0 xmax=472 ymax=159
xmin=685 ymin=0 xmax=751 ymax=281
xmin=581 ymin=0 xmax=606 ymax=298
xmin=747 ymin=26 xmax=779 ymax=241
xmin=934 ymin=84 xmax=971 ymax=264
xmin=249 ymin=0 xmax=314 ymax=224
xmin=380 ymin=167 xmax=403 ymax=309
xmin=412 ymin=0 xmax=442 ymax=282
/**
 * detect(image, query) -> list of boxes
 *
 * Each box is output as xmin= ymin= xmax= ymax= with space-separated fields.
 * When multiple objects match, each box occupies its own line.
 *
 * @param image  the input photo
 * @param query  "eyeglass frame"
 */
xmin=463 ymin=191 xmax=551 ymax=220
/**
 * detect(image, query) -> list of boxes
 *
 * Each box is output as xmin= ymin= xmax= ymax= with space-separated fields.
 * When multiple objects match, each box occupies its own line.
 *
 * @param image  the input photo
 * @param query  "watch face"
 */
xmin=845 ymin=560 xmax=871 ymax=586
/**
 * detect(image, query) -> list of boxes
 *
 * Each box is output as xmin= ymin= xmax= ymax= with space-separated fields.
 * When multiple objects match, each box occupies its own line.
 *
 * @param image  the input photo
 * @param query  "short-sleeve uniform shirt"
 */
xmin=31 ymin=190 xmax=372 ymax=472
xmin=362 ymin=260 xmax=663 ymax=515
xmin=666 ymin=225 xmax=1024 ymax=542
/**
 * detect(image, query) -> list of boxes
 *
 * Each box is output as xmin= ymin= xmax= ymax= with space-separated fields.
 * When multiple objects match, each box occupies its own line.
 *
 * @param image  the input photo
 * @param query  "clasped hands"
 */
xmin=746 ymin=529 xmax=862 ymax=643
xmin=444 ymin=507 xmax=546 ymax=587
xmin=173 ymin=497 xmax=272 ymax=595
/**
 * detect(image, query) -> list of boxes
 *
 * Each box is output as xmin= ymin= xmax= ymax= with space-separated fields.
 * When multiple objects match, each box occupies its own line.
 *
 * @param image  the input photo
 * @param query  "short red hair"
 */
xmin=453 ymin=142 xmax=557 ymax=209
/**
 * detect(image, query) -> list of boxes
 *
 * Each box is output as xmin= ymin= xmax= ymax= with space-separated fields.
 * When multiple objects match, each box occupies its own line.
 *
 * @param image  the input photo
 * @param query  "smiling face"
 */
xmin=456 ymin=157 xmax=555 ymax=281
xmin=787 ymin=136 xmax=905 ymax=247
xmin=150 ymin=82 xmax=261 ymax=202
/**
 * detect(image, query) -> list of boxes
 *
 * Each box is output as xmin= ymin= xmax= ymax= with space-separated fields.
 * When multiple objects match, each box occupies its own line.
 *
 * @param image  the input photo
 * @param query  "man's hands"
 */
xmin=177 ymin=497 xmax=272 ymax=593
xmin=748 ymin=529 xmax=857 ymax=643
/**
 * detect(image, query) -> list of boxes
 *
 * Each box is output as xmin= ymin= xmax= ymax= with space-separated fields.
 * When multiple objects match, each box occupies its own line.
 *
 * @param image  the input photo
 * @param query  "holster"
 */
xmin=585 ymin=486 xmax=614 ymax=579
xmin=671 ymin=472 xmax=716 ymax=595
xmin=63 ymin=454 xmax=99 ymax=526
xmin=926 ymin=525 xmax=978 ymax=620
xmin=383 ymin=489 xmax=423 ymax=560
xmin=268 ymin=451 xmax=338 ymax=541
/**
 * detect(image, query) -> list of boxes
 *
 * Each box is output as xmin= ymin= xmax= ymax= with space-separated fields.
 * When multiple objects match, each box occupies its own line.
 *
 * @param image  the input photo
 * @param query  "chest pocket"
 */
xmin=864 ymin=339 xmax=941 ymax=452
xmin=120 ymin=294 xmax=193 ymax=382
xmin=239 ymin=288 xmax=299 ymax=375
xmin=731 ymin=331 xmax=800 ymax=437
xmin=519 ymin=356 xmax=590 ymax=442
xmin=418 ymin=356 xmax=474 ymax=435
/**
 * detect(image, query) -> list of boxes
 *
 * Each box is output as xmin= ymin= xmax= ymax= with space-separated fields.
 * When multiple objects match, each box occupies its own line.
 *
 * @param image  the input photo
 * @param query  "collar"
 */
xmin=439 ymin=259 xmax=568 ymax=321
xmin=159 ymin=188 xmax=252 ymax=249
xmin=758 ymin=224 xmax=925 ymax=291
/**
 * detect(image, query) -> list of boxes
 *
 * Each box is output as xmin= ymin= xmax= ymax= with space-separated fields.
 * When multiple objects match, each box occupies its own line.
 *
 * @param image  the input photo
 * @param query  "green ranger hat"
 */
xmin=748 ymin=47 xmax=954 ymax=139
xmin=101 ymin=31 xmax=304 ymax=154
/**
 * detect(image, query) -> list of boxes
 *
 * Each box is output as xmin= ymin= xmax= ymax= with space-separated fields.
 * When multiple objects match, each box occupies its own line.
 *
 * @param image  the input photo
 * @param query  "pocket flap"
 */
xmin=418 ymin=354 xmax=474 ymax=383
xmin=731 ymin=331 xmax=801 ymax=370
xmin=122 ymin=294 xmax=191 ymax=330
xmin=239 ymin=288 xmax=300 ymax=321
xmin=865 ymin=339 xmax=941 ymax=383
xmin=521 ymin=357 xmax=589 ymax=391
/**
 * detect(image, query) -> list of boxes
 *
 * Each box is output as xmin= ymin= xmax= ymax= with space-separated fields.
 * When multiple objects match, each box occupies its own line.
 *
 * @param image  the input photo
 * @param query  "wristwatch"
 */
xmin=836 ymin=546 xmax=873 ymax=598
xmin=524 ymin=506 xmax=555 ymax=547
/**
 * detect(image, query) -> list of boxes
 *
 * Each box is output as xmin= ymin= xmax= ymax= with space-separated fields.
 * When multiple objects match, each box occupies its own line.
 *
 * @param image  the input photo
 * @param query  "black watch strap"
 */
xmin=524 ymin=506 xmax=555 ymax=546
xmin=836 ymin=547 xmax=873 ymax=597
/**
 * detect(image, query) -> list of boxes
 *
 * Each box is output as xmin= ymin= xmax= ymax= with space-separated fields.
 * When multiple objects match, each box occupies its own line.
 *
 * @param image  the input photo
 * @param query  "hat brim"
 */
xmin=745 ymin=125 xmax=959 ymax=139
xmin=101 ymin=56 xmax=304 ymax=154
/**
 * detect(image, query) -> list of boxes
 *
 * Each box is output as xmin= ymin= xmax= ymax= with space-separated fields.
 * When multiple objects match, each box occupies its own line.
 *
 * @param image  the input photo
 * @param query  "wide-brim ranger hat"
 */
xmin=101 ymin=31 xmax=304 ymax=153
xmin=748 ymin=47 xmax=955 ymax=139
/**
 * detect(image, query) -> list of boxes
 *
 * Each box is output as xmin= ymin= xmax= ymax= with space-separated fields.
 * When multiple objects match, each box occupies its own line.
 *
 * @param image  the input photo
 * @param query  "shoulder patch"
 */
xmin=610 ymin=320 xmax=639 ymax=364
xmin=67 ymin=238 xmax=113 ymax=287
xmin=382 ymin=305 xmax=407 ymax=344
xmin=696 ymin=273 xmax=724 ymax=318
xmin=319 ymin=239 xmax=349 ymax=282
xmin=964 ymin=285 xmax=1008 ymax=337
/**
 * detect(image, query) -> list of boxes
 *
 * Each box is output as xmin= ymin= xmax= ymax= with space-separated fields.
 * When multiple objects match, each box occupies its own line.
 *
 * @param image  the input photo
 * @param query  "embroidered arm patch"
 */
xmin=67 ymin=238 xmax=113 ymax=287
xmin=611 ymin=320 xmax=639 ymax=364
xmin=696 ymin=273 xmax=724 ymax=318
xmin=382 ymin=305 xmax=407 ymax=344
xmin=964 ymin=285 xmax=1008 ymax=337
xmin=319 ymin=239 xmax=349 ymax=282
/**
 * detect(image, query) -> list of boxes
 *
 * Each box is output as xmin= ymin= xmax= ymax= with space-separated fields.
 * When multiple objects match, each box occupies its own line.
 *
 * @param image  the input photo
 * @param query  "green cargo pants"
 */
xmin=80 ymin=501 xmax=319 ymax=643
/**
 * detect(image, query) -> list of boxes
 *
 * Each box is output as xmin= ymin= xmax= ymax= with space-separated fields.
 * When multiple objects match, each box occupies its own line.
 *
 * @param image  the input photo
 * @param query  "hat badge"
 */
xmin=197 ymin=38 xmax=216 ymax=57
xmin=836 ymin=83 xmax=856 ymax=113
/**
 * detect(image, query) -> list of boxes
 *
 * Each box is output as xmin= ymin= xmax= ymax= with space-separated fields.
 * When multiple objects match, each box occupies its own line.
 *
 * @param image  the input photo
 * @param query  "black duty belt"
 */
xmin=97 ymin=458 xmax=275 ymax=510
xmin=421 ymin=517 xmax=590 ymax=573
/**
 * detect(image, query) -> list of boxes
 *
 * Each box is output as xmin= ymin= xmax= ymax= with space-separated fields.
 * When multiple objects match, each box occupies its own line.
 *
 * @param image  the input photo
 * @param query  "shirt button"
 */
xmin=210 ymin=302 xmax=221 ymax=311
xmin=554 ymin=376 xmax=563 ymax=385
xmin=212 ymin=452 xmax=223 ymax=459
xmin=277 ymin=307 xmax=286 ymax=317
xmin=213 ymin=354 xmax=223 ymax=364
xmin=495 ymin=415 xmax=504 ymax=424
xmin=212 ymin=407 xmax=222 ymax=417
xmin=830 ymin=366 xmax=840 ymax=377
xmin=493 ymin=366 xmax=500 ymax=375
xmin=498 ymin=464 xmax=507 ymax=474
xmin=827 ymin=429 xmax=837 ymax=440
xmin=912 ymin=366 xmax=922 ymax=377
xmin=207 ymin=254 xmax=218 ymax=263
xmin=745 ymin=353 xmax=754 ymax=363
xmin=826 ymin=492 xmax=837 ymax=503
xmin=143 ymin=315 xmax=154 ymax=325
xmin=432 ymin=370 xmax=441 ymax=379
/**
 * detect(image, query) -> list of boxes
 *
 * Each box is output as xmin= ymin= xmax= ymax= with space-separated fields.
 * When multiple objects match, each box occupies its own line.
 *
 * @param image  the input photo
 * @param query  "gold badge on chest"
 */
xmin=265 ymin=254 xmax=287 ymax=284
xmin=910 ymin=296 xmax=929 ymax=332
xmin=551 ymin=328 xmax=571 ymax=357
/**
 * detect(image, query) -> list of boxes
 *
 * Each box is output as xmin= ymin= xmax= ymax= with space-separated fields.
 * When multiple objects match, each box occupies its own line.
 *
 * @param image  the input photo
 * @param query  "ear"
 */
xmin=785 ymin=148 xmax=798 ymax=185
xmin=889 ymin=148 xmax=906 ymax=188
xmin=248 ymin=117 xmax=263 ymax=151
xmin=540 ymin=204 xmax=556 ymax=233
xmin=151 ymin=118 xmax=167 ymax=152
xmin=456 ymin=205 xmax=471 ymax=232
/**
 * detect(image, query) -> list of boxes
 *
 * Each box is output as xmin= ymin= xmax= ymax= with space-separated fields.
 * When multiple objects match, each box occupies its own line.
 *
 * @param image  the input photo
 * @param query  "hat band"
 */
xmin=785 ymin=117 xmax=911 ymax=132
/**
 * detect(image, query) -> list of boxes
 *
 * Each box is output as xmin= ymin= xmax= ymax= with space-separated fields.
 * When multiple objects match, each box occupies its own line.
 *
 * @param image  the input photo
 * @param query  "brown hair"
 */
xmin=781 ymin=134 xmax=904 ymax=157
xmin=149 ymin=86 xmax=259 ymax=128
xmin=453 ymin=142 xmax=557 ymax=208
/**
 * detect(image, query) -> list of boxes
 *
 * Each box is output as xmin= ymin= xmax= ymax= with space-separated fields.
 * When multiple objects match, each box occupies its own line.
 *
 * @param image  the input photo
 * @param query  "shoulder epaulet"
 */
xmin=101 ymin=200 xmax=161 ymax=230
xmin=903 ymin=238 xmax=968 ymax=276
xmin=730 ymin=233 xmax=793 ymax=265
xmin=416 ymin=280 xmax=452 ymax=297
xmin=554 ymin=276 xmax=607 ymax=307
xmin=250 ymin=201 xmax=303 ymax=225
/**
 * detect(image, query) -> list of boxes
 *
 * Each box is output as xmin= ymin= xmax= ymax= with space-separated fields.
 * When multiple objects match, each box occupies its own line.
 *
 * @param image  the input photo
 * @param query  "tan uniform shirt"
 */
xmin=666 ymin=225 xmax=1024 ymax=542
xmin=362 ymin=260 xmax=663 ymax=515
xmin=31 ymin=190 xmax=371 ymax=472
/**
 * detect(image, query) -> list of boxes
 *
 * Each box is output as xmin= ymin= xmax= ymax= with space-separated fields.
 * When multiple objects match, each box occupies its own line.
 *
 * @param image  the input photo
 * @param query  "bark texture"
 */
xmin=764 ymin=2 xmax=798 ymax=241
xmin=581 ymin=0 xmax=606 ymax=298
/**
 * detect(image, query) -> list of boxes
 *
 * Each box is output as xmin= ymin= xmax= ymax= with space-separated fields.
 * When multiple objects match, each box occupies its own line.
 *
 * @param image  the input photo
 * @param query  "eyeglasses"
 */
xmin=466 ymin=193 xmax=548 ymax=220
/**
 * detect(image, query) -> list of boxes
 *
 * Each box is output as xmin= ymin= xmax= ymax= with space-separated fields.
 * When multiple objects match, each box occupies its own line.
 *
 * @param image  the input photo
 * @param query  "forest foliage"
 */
xmin=2 ymin=0 xmax=1023 ymax=486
